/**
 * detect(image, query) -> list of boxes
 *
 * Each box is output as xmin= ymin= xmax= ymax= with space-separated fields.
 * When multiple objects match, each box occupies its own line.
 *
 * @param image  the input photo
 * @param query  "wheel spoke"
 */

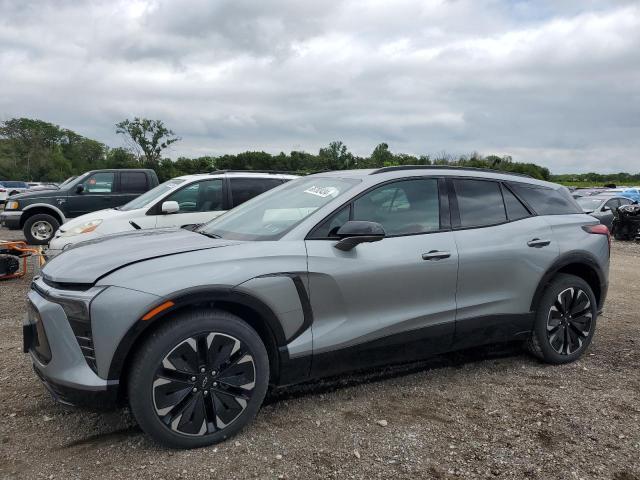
xmin=566 ymin=323 xmax=578 ymax=354
xmin=160 ymin=390 xmax=196 ymax=426
xmin=156 ymin=368 xmax=193 ymax=384
xmin=166 ymin=339 xmax=199 ymax=373
xmin=218 ymin=354 xmax=255 ymax=386
xmin=212 ymin=390 xmax=246 ymax=425
xmin=570 ymin=319 xmax=591 ymax=334
xmin=568 ymin=322 xmax=589 ymax=339
xmin=214 ymin=382 xmax=252 ymax=400
xmin=203 ymin=392 xmax=218 ymax=433
xmin=154 ymin=381 xmax=193 ymax=411
xmin=196 ymin=334 xmax=209 ymax=369
xmin=206 ymin=334 xmax=238 ymax=372
xmin=549 ymin=326 xmax=564 ymax=353
xmin=570 ymin=293 xmax=590 ymax=317
xmin=175 ymin=394 xmax=206 ymax=435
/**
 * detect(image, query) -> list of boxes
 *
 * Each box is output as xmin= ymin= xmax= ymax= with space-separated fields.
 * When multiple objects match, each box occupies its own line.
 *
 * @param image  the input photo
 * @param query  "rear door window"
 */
xmin=119 ymin=172 xmax=148 ymax=193
xmin=501 ymin=185 xmax=531 ymax=221
xmin=230 ymin=178 xmax=283 ymax=208
xmin=453 ymin=179 xmax=506 ymax=228
xmin=509 ymin=183 xmax=581 ymax=215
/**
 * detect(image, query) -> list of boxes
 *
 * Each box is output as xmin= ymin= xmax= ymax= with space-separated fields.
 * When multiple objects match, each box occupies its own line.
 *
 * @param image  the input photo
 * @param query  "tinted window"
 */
xmin=82 ymin=172 xmax=114 ymax=193
xmin=619 ymin=198 xmax=633 ymax=206
xmin=453 ymin=179 xmax=506 ymax=227
xmin=230 ymin=178 xmax=283 ymax=208
xmin=510 ymin=183 xmax=581 ymax=215
xmin=2 ymin=181 xmax=27 ymax=188
xmin=604 ymin=198 xmax=620 ymax=210
xmin=120 ymin=172 xmax=147 ymax=193
xmin=164 ymin=179 xmax=223 ymax=212
xmin=502 ymin=185 xmax=531 ymax=221
xmin=351 ymin=179 xmax=440 ymax=236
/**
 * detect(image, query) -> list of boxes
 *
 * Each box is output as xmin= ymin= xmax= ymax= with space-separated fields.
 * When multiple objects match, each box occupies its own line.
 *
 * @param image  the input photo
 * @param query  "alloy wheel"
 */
xmin=31 ymin=221 xmax=53 ymax=241
xmin=152 ymin=332 xmax=256 ymax=436
xmin=547 ymin=287 xmax=593 ymax=355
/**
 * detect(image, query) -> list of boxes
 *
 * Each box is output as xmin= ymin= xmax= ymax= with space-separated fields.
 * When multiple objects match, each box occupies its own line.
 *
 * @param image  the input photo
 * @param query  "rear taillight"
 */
xmin=583 ymin=224 xmax=611 ymax=248
xmin=0 ymin=189 xmax=6 ymax=192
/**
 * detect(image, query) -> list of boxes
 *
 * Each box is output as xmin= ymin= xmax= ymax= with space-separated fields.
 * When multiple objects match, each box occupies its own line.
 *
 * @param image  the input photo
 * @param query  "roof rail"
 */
xmin=370 ymin=165 xmax=533 ymax=179
xmin=206 ymin=169 xmax=296 ymax=175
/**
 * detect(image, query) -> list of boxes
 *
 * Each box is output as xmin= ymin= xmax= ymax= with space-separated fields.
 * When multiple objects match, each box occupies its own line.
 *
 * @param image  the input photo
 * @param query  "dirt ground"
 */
xmin=1 ymin=226 xmax=639 ymax=480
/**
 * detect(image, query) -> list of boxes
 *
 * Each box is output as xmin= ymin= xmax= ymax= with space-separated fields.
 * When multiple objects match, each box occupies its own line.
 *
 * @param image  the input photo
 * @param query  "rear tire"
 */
xmin=527 ymin=274 xmax=597 ymax=364
xmin=128 ymin=309 xmax=269 ymax=449
xmin=23 ymin=213 xmax=59 ymax=245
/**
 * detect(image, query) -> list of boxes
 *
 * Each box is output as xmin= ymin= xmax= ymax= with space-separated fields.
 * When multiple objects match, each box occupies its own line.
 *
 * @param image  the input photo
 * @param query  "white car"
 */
xmin=0 ymin=181 xmax=29 ymax=203
xmin=47 ymin=171 xmax=297 ymax=255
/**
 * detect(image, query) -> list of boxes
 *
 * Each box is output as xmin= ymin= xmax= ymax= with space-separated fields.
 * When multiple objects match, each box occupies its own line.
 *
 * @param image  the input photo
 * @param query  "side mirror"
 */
xmin=75 ymin=184 xmax=85 ymax=194
xmin=334 ymin=221 xmax=385 ymax=251
xmin=601 ymin=206 xmax=611 ymax=212
xmin=161 ymin=200 xmax=179 ymax=214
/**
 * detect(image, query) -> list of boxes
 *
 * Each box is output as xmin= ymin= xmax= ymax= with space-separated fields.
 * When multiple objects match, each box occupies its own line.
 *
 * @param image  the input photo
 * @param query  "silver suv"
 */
xmin=24 ymin=166 xmax=610 ymax=448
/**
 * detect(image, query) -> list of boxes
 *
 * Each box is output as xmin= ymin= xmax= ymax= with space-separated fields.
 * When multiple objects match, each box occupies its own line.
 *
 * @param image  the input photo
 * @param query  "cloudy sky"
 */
xmin=1 ymin=0 xmax=639 ymax=173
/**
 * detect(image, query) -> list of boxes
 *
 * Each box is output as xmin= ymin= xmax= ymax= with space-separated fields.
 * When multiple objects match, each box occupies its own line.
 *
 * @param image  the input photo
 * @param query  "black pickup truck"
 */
xmin=0 ymin=169 xmax=159 ymax=244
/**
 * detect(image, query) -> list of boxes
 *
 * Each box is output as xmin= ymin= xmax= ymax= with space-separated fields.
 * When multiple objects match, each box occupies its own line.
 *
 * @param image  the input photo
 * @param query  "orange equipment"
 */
xmin=0 ymin=240 xmax=45 ymax=280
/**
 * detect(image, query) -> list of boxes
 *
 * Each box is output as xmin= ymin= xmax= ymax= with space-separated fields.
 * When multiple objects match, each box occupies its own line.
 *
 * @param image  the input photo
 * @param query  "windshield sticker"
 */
xmin=304 ymin=186 xmax=339 ymax=198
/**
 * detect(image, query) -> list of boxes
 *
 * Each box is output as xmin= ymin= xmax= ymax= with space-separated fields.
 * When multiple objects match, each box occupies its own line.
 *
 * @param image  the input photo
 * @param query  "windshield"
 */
xmin=576 ymin=197 xmax=604 ymax=211
xmin=199 ymin=177 xmax=360 ymax=240
xmin=58 ymin=176 xmax=77 ymax=188
xmin=118 ymin=179 xmax=186 ymax=211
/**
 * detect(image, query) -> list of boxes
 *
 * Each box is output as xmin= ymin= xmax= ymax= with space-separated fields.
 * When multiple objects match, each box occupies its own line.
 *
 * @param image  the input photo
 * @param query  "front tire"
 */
xmin=128 ymin=309 xmax=269 ymax=449
xmin=23 ymin=213 xmax=60 ymax=245
xmin=527 ymin=274 xmax=597 ymax=364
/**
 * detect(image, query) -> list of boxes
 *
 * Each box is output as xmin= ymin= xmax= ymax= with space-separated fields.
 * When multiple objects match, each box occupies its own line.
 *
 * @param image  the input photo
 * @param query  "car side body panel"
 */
xmin=305 ymin=232 xmax=458 ymax=376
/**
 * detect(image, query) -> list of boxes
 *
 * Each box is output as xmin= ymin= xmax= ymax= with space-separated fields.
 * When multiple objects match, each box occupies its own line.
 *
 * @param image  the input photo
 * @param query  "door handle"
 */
xmin=527 ymin=238 xmax=551 ymax=248
xmin=422 ymin=250 xmax=451 ymax=261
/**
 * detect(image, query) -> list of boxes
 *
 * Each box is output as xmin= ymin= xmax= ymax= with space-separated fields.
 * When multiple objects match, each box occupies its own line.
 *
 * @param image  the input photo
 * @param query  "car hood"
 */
xmin=58 ymin=207 xmax=133 ymax=232
xmin=42 ymin=228 xmax=241 ymax=284
xmin=10 ymin=189 xmax=66 ymax=201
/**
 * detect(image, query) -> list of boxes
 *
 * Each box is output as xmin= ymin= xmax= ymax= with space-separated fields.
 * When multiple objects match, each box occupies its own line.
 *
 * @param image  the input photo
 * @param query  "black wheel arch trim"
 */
xmin=530 ymin=251 xmax=607 ymax=312
xmin=107 ymin=277 xmax=313 ymax=386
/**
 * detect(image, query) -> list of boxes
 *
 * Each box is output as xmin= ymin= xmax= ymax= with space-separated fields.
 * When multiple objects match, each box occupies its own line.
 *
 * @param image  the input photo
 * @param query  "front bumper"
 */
xmin=24 ymin=282 xmax=120 ymax=409
xmin=0 ymin=209 xmax=22 ymax=229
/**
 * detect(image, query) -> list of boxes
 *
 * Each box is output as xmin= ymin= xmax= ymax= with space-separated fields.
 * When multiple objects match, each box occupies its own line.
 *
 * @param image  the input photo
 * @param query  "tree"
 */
xmin=369 ymin=143 xmax=394 ymax=167
xmin=115 ymin=118 xmax=180 ymax=164
xmin=318 ymin=141 xmax=354 ymax=170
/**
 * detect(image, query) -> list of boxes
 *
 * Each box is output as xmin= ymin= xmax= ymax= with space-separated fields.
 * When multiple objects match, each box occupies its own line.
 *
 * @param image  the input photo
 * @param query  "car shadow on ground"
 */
xmin=265 ymin=342 xmax=525 ymax=404
xmin=55 ymin=342 xmax=526 ymax=450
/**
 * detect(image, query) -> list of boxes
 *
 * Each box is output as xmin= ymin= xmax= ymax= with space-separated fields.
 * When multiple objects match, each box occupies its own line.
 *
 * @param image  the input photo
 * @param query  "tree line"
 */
xmin=1 ymin=116 xmax=631 ymax=186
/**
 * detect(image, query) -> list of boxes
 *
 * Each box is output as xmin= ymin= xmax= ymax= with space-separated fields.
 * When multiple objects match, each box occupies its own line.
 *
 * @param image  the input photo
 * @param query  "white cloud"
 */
xmin=0 ymin=0 xmax=638 ymax=173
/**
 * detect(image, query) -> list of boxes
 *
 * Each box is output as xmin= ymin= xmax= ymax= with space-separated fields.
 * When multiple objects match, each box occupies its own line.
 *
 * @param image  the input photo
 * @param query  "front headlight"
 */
xmin=60 ymin=219 xmax=103 ymax=237
xmin=5 ymin=200 xmax=19 ymax=210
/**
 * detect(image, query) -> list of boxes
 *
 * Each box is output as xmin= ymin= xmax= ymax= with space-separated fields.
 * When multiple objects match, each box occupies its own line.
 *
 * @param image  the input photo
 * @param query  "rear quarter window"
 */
xmin=509 ymin=183 xmax=582 ymax=215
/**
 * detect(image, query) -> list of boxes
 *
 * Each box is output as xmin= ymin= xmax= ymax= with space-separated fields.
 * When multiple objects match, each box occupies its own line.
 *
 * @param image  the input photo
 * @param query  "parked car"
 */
xmin=0 ymin=169 xmax=159 ymax=244
xmin=0 ymin=181 xmax=29 ymax=204
xmin=27 ymin=182 xmax=59 ymax=192
xmin=24 ymin=166 xmax=609 ymax=448
xmin=47 ymin=171 xmax=298 ymax=256
xmin=575 ymin=195 xmax=636 ymax=229
xmin=572 ymin=188 xmax=606 ymax=199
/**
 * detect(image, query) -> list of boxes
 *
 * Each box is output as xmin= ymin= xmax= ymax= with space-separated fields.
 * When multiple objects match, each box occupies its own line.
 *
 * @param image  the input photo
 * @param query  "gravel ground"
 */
xmin=1 ymin=226 xmax=639 ymax=480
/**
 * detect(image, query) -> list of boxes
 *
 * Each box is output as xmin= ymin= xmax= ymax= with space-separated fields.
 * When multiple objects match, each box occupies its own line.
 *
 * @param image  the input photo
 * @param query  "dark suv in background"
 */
xmin=1 ymin=169 xmax=158 ymax=244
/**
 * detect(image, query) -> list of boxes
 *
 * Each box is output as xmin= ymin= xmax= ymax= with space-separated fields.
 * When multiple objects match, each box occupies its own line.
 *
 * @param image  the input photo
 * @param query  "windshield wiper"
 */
xmin=197 ymin=231 xmax=221 ymax=239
